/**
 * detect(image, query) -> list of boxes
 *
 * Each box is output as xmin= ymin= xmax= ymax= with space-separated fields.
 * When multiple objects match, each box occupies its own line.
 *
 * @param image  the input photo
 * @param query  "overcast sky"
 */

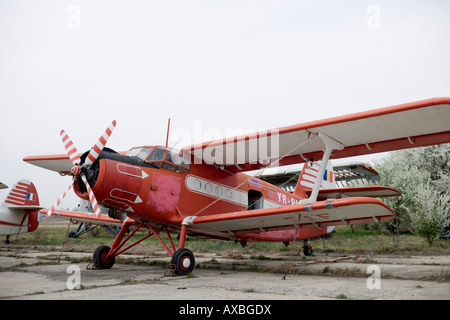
xmin=1 ymin=0 xmax=449 ymax=208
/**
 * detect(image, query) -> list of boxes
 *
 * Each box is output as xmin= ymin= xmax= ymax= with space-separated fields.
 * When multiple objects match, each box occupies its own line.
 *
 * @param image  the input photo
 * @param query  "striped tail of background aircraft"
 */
xmin=0 ymin=180 xmax=42 ymax=243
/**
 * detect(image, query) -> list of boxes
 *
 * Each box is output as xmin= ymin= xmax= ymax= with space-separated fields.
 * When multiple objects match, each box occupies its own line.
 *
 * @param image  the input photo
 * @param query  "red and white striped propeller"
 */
xmin=46 ymin=121 xmax=117 ymax=218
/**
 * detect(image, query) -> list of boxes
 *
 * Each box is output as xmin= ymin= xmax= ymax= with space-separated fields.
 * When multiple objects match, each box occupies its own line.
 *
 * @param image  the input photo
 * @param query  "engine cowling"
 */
xmin=73 ymin=150 xmax=143 ymax=212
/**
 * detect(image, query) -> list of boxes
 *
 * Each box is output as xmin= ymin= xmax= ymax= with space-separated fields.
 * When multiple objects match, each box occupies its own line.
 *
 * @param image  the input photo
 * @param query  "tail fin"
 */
xmin=3 ymin=180 xmax=40 ymax=207
xmin=1 ymin=180 xmax=41 ymax=235
xmin=294 ymin=161 xmax=336 ymax=198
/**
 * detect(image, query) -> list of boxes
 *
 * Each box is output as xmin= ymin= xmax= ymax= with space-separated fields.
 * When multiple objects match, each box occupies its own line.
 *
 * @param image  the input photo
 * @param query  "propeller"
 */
xmin=46 ymin=121 xmax=117 ymax=218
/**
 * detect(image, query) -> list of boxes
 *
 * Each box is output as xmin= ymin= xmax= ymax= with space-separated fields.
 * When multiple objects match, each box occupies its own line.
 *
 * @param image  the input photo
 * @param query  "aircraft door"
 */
xmin=248 ymin=190 xmax=263 ymax=210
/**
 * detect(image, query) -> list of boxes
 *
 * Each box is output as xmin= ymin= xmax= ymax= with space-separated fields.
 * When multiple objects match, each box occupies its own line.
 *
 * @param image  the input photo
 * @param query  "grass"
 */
xmin=7 ymin=218 xmax=450 ymax=257
xmin=311 ymin=225 xmax=450 ymax=255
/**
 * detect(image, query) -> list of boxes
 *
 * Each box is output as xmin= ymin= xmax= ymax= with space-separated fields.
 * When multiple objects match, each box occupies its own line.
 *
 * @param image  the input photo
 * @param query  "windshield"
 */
xmin=126 ymin=147 xmax=154 ymax=161
xmin=127 ymin=146 xmax=190 ymax=172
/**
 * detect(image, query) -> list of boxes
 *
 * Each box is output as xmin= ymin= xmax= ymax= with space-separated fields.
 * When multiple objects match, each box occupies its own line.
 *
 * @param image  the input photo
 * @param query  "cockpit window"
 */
xmin=128 ymin=146 xmax=190 ymax=172
xmin=147 ymin=148 xmax=165 ymax=162
xmin=127 ymin=147 xmax=154 ymax=161
xmin=127 ymin=147 xmax=141 ymax=158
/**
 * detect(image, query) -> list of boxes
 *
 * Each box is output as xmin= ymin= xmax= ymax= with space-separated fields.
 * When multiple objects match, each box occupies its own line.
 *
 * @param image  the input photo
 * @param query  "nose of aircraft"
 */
xmin=75 ymin=149 xmax=145 ymax=217
xmin=47 ymin=121 xmax=117 ymax=218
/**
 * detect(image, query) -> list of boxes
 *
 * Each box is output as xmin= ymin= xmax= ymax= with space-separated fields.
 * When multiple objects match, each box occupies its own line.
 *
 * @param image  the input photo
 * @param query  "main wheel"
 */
xmin=171 ymin=248 xmax=195 ymax=275
xmin=68 ymin=231 xmax=77 ymax=238
xmin=93 ymin=245 xmax=115 ymax=269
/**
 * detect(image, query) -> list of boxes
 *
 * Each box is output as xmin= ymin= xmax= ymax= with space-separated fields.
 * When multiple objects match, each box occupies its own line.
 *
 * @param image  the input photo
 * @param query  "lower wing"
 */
xmin=40 ymin=209 xmax=123 ymax=228
xmin=187 ymin=197 xmax=394 ymax=235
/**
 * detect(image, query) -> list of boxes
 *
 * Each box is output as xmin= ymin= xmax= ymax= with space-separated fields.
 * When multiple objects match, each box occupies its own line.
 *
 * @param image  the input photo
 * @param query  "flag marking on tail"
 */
xmin=5 ymin=181 xmax=33 ymax=206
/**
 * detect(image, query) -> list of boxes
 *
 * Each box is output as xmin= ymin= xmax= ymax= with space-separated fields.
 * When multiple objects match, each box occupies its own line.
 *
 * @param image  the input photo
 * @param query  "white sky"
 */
xmin=0 ymin=0 xmax=449 ymax=208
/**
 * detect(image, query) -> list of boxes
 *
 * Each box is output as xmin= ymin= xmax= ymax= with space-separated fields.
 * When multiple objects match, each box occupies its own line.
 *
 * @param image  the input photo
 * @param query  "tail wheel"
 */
xmin=93 ymin=245 xmax=115 ymax=269
xmin=171 ymin=248 xmax=195 ymax=275
xmin=303 ymin=244 xmax=313 ymax=256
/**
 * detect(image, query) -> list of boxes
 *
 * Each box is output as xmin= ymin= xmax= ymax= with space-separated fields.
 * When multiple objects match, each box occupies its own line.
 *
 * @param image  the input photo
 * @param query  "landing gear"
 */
xmin=302 ymin=243 xmax=313 ymax=256
xmin=301 ymin=240 xmax=313 ymax=256
xmin=171 ymin=248 xmax=195 ymax=275
xmin=90 ymin=218 xmax=195 ymax=275
xmin=93 ymin=245 xmax=115 ymax=269
xmin=69 ymin=223 xmax=120 ymax=238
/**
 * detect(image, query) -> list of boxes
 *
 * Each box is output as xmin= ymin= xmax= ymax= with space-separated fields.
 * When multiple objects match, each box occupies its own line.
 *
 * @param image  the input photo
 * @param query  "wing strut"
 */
xmin=301 ymin=132 xmax=344 ymax=204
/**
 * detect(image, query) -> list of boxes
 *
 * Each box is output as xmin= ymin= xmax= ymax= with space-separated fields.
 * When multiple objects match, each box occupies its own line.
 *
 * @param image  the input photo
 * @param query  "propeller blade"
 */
xmin=52 ymin=123 xmax=114 ymax=219
xmin=85 ymin=120 xmax=117 ymax=166
xmin=81 ymin=175 xmax=102 ymax=217
xmin=47 ymin=183 xmax=73 ymax=218
xmin=60 ymin=130 xmax=81 ymax=165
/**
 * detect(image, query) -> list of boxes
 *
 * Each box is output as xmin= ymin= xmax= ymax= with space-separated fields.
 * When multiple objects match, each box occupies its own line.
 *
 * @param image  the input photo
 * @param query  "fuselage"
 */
xmin=0 ymin=207 xmax=39 ymax=236
xmin=73 ymin=146 xmax=329 ymax=242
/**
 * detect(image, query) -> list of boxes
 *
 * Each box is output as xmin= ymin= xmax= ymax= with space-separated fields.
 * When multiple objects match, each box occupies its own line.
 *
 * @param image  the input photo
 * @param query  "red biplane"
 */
xmin=24 ymin=97 xmax=450 ymax=274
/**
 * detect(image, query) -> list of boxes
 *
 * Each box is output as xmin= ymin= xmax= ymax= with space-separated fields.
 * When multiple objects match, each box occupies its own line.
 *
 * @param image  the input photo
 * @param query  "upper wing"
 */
xmin=23 ymin=98 xmax=450 ymax=174
xmin=23 ymin=151 xmax=127 ymax=174
xmin=187 ymin=197 xmax=394 ymax=236
xmin=23 ymin=154 xmax=73 ymax=174
xmin=181 ymin=97 xmax=450 ymax=171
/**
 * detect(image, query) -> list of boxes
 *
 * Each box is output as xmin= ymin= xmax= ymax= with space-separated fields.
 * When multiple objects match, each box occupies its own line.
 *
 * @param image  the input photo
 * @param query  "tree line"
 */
xmin=374 ymin=143 xmax=450 ymax=246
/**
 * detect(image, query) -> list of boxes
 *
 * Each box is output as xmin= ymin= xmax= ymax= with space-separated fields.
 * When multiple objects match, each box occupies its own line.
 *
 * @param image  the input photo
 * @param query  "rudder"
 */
xmin=2 ymin=180 xmax=40 ymax=234
xmin=294 ymin=161 xmax=336 ymax=199
xmin=4 ymin=180 xmax=40 ymax=207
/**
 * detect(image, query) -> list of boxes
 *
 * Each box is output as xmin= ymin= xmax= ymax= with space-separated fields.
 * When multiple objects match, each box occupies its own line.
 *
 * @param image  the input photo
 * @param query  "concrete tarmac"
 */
xmin=1 ymin=247 xmax=449 ymax=300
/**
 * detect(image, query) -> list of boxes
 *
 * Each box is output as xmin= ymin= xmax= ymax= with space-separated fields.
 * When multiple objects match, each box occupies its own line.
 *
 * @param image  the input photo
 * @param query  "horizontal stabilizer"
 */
xmin=313 ymin=186 xmax=400 ymax=200
xmin=8 ymin=205 xmax=43 ymax=211
xmin=254 ymin=161 xmax=382 ymax=191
